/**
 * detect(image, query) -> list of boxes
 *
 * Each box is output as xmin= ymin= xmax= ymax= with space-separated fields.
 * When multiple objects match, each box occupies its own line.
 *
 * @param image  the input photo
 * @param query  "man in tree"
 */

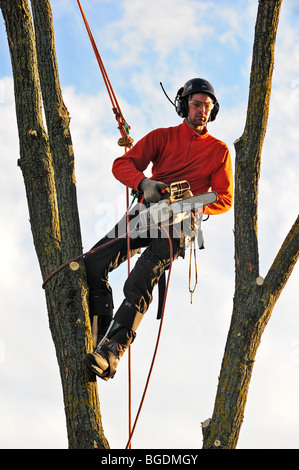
xmin=83 ymin=78 xmax=233 ymax=381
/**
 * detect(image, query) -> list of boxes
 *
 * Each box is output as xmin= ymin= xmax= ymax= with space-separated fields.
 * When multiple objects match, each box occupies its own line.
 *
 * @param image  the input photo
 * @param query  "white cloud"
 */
xmin=102 ymin=0 xmax=212 ymax=61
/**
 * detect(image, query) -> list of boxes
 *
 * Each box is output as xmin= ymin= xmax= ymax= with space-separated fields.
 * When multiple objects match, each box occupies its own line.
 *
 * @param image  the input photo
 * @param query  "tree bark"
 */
xmin=30 ymin=0 xmax=82 ymax=261
xmin=0 ymin=0 xmax=109 ymax=449
xmin=202 ymin=0 xmax=299 ymax=449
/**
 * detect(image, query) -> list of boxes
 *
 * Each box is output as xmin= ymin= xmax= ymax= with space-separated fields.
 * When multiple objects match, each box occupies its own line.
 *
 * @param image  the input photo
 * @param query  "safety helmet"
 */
xmin=175 ymin=78 xmax=219 ymax=121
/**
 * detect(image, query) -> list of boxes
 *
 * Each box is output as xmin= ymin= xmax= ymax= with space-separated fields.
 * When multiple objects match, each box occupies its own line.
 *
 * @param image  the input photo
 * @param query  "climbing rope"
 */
xmin=76 ymin=0 xmax=133 ymax=148
xmin=42 ymin=231 xmax=131 ymax=289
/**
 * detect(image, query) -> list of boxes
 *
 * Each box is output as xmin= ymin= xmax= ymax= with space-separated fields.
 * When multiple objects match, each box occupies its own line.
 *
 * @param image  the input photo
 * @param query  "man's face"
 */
xmin=187 ymin=93 xmax=214 ymax=128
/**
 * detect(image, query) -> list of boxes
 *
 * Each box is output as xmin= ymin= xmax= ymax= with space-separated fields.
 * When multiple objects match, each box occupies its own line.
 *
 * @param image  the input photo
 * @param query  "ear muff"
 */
xmin=175 ymin=87 xmax=188 ymax=118
xmin=209 ymin=99 xmax=219 ymax=122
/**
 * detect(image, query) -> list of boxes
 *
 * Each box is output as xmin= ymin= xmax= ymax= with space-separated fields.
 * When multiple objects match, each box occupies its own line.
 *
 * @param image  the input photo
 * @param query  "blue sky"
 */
xmin=0 ymin=0 xmax=299 ymax=449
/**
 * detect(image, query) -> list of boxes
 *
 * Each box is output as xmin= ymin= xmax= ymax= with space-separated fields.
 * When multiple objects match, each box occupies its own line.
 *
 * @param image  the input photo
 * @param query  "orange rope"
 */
xmin=77 ymin=0 xmax=133 ymax=147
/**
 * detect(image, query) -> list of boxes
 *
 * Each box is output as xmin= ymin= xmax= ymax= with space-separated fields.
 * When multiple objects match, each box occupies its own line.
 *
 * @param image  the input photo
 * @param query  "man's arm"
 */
xmin=112 ymin=131 xmax=158 ymax=191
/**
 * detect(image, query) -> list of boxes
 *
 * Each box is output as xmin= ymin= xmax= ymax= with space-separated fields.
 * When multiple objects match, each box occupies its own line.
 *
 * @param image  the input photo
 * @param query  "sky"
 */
xmin=0 ymin=0 xmax=298 ymax=450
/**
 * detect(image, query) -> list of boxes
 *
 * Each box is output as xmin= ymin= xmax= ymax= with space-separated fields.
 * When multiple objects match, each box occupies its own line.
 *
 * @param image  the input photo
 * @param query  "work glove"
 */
xmin=139 ymin=178 xmax=167 ymax=203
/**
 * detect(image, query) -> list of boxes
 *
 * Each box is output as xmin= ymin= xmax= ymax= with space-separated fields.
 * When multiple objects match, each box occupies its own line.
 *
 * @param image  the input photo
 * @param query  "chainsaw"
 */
xmin=135 ymin=180 xmax=217 ymax=232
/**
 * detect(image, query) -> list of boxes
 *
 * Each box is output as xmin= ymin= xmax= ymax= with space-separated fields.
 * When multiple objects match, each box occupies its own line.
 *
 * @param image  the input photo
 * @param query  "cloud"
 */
xmin=101 ymin=0 xmax=212 ymax=61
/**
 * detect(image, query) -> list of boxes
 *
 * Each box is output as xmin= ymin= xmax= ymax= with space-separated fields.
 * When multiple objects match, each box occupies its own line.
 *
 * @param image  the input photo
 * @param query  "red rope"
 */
xmin=76 ymin=0 xmax=133 ymax=147
xmin=42 ymin=232 xmax=130 ymax=289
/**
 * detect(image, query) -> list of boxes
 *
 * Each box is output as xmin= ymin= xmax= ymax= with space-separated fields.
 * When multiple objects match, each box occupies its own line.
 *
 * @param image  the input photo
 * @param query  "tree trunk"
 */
xmin=202 ymin=0 xmax=299 ymax=449
xmin=0 ymin=0 xmax=109 ymax=449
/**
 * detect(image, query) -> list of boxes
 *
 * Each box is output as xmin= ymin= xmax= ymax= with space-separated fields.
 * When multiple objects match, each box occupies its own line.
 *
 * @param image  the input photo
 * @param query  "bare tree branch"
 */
xmin=265 ymin=214 xmax=299 ymax=302
xmin=234 ymin=0 xmax=283 ymax=288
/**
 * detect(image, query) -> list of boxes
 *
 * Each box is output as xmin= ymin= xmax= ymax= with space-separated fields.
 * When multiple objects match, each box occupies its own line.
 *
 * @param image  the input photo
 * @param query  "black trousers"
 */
xmin=84 ymin=203 xmax=184 ymax=328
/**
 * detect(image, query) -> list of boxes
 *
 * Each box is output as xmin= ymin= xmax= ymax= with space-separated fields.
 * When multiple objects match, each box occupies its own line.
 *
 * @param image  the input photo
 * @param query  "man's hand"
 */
xmin=139 ymin=178 xmax=167 ymax=203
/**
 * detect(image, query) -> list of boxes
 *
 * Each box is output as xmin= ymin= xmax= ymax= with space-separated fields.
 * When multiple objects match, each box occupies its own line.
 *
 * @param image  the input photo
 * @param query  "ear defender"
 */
xmin=175 ymin=87 xmax=189 ymax=118
xmin=209 ymin=100 xmax=219 ymax=122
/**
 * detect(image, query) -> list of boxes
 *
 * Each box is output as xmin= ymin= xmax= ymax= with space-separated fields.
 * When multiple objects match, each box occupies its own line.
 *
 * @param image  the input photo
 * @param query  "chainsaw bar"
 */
xmin=136 ymin=191 xmax=218 ymax=231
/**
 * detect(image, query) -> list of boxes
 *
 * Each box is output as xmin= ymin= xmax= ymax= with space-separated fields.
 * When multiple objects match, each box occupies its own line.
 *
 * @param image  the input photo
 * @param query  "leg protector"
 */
xmin=113 ymin=299 xmax=143 ymax=331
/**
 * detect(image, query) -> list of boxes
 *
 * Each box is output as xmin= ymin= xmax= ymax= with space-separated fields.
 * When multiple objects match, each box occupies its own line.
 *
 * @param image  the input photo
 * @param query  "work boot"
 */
xmin=83 ymin=322 xmax=135 ymax=380
xmin=83 ymin=300 xmax=143 ymax=380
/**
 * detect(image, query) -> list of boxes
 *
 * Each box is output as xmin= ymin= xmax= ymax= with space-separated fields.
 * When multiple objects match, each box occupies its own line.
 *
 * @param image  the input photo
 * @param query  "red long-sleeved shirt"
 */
xmin=112 ymin=120 xmax=233 ymax=215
